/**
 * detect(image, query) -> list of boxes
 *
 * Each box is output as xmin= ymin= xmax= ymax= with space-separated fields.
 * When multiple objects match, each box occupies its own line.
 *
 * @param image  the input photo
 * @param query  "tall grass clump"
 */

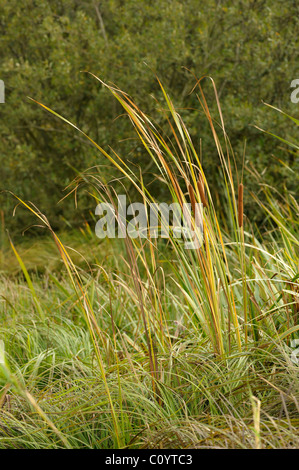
xmin=0 ymin=75 xmax=298 ymax=448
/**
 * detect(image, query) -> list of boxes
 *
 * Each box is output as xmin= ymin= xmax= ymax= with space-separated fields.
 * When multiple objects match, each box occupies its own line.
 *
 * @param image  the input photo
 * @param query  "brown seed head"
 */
xmin=197 ymin=175 xmax=208 ymax=208
xmin=188 ymin=184 xmax=196 ymax=215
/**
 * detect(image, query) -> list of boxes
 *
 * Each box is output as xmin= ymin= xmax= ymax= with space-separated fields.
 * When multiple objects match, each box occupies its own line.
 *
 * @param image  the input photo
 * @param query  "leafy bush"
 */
xmin=1 ymin=0 xmax=298 ymax=236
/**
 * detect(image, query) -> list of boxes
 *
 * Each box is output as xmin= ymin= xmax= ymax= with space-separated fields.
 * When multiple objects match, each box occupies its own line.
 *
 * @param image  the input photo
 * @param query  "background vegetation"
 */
xmin=0 ymin=0 xmax=298 ymax=450
xmin=1 ymin=0 xmax=298 ymax=235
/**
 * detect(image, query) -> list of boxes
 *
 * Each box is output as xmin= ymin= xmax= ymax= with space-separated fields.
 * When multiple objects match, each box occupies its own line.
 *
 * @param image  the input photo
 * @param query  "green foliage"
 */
xmin=0 ymin=217 xmax=298 ymax=448
xmin=0 ymin=76 xmax=298 ymax=448
xmin=0 ymin=0 xmax=298 ymax=237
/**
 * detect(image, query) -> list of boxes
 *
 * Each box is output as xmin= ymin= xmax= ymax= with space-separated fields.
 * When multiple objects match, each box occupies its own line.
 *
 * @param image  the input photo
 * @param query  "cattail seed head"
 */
xmin=197 ymin=175 xmax=208 ymax=208
xmin=238 ymin=183 xmax=244 ymax=228
xmin=188 ymin=183 xmax=196 ymax=215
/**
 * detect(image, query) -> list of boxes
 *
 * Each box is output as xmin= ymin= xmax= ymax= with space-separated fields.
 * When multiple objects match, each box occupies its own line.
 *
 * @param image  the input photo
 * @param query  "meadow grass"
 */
xmin=0 ymin=76 xmax=298 ymax=448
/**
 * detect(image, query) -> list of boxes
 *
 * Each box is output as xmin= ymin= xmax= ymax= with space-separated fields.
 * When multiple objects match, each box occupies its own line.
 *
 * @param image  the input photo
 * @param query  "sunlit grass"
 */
xmin=0 ymin=76 xmax=298 ymax=448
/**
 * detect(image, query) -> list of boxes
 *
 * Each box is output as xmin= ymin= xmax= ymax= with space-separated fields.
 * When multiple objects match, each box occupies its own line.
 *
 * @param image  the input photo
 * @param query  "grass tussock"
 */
xmin=0 ymin=76 xmax=298 ymax=448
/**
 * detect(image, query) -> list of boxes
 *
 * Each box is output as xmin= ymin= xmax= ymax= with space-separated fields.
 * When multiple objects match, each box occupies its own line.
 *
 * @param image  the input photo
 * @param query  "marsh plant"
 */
xmin=0 ymin=75 xmax=298 ymax=449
